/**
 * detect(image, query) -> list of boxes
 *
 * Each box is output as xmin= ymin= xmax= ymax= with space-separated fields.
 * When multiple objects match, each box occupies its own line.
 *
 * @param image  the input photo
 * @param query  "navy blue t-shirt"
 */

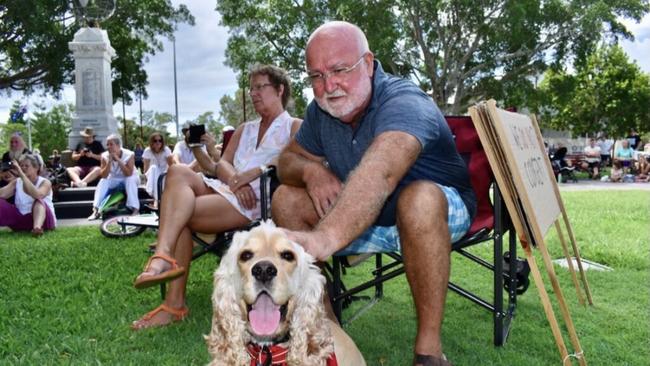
xmin=296 ymin=61 xmax=476 ymax=223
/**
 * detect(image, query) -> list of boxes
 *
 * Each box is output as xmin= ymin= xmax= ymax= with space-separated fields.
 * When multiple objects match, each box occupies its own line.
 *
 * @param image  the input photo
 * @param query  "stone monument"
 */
xmin=68 ymin=0 xmax=118 ymax=149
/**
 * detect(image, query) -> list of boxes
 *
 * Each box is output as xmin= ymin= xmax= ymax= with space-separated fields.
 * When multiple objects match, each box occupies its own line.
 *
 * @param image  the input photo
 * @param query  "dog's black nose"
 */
xmin=252 ymin=261 xmax=277 ymax=283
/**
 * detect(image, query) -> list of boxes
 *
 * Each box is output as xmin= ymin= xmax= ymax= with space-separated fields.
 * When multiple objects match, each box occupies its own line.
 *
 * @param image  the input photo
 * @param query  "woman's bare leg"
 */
xmin=136 ymin=165 xmax=213 ymax=277
xmin=32 ymin=201 xmax=46 ymax=230
xmin=132 ymin=193 xmax=250 ymax=329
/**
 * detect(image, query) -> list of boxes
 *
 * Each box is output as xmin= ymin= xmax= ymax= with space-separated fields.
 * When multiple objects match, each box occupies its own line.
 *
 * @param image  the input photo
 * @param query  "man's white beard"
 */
xmin=8 ymin=149 xmax=24 ymax=161
xmin=315 ymin=79 xmax=371 ymax=120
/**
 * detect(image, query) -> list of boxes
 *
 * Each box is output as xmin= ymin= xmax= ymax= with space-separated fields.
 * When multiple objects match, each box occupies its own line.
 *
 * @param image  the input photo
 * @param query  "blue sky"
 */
xmin=1 ymin=1 xmax=649 ymax=133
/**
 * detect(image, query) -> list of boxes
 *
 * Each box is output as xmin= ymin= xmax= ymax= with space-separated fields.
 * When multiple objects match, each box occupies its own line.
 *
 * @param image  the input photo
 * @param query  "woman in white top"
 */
xmin=143 ymin=132 xmax=174 ymax=206
xmin=0 ymin=154 xmax=56 ymax=236
xmin=131 ymin=64 xmax=302 ymax=330
xmin=88 ymin=134 xmax=140 ymax=219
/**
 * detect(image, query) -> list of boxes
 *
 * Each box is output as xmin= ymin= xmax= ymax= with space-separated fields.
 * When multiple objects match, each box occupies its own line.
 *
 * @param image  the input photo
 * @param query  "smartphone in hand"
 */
xmin=188 ymin=124 xmax=205 ymax=147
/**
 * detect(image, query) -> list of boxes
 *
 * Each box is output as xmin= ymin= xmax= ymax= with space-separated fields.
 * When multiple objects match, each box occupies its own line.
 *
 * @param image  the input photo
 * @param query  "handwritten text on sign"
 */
xmin=495 ymin=109 xmax=561 ymax=236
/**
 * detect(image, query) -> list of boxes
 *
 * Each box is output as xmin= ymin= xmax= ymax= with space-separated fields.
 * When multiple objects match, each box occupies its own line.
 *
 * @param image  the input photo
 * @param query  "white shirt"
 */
xmin=584 ymin=145 xmax=601 ymax=163
xmin=14 ymin=176 xmax=57 ymax=226
xmin=172 ymin=140 xmax=206 ymax=165
xmin=143 ymin=146 xmax=172 ymax=173
xmin=101 ymin=148 xmax=135 ymax=178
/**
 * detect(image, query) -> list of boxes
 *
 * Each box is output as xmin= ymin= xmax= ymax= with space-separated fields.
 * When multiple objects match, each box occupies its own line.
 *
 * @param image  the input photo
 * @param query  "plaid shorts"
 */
xmin=336 ymin=184 xmax=471 ymax=256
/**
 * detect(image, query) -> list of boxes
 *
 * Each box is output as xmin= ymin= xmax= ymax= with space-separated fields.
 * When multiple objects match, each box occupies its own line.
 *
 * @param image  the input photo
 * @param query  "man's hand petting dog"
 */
xmin=282 ymin=229 xmax=339 ymax=261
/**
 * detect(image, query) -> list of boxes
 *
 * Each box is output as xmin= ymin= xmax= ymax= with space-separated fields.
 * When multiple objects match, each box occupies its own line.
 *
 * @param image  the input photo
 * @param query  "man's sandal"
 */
xmin=414 ymin=354 xmax=451 ymax=366
xmin=133 ymin=254 xmax=186 ymax=289
xmin=131 ymin=304 xmax=189 ymax=330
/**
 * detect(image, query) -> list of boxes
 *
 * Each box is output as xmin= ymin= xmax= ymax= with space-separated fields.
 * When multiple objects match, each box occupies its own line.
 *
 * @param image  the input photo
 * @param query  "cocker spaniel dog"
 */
xmin=206 ymin=220 xmax=366 ymax=366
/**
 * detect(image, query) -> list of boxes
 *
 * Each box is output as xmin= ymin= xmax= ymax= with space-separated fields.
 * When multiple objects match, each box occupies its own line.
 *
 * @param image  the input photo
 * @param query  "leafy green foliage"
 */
xmin=216 ymin=0 xmax=649 ymax=114
xmin=218 ymin=88 xmax=257 ymax=127
xmin=0 ymin=0 xmax=194 ymax=104
xmin=30 ymin=103 xmax=73 ymax=157
xmin=539 ymin=44 xmax=650 ymax=136
xmin=187 ymin=111 xmax=226 ymax=139
xmin=117 ymin=111 xmax=176 ymax=149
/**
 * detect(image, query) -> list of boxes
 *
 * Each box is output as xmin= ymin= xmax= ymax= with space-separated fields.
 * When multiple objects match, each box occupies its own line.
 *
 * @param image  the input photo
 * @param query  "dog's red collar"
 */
xmin=247 ymin=343 xmax=338 ymax=366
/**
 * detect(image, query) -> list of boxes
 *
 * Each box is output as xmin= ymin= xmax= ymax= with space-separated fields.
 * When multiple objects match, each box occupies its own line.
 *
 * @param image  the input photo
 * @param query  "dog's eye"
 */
xmin=239 ymin=250 xmax=253 ymax=261
xmin=280 ymin=251 xmax=295 ymax=262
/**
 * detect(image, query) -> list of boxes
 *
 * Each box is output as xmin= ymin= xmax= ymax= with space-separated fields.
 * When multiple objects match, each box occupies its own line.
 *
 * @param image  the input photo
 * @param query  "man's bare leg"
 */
xmin=272 ymin=185 xmax=320 ymax=230
xmin=80 ymin=166 xmax=102 ymax=186
xmin=397 ymin=181 xmax=450 ymax=362
xmin=66 ymin=166 xmax=82 ymax=185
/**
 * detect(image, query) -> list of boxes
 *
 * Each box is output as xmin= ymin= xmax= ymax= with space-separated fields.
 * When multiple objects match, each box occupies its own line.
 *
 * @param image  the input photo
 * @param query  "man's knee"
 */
xmin=397 ymin=181 xmax=447 ymax=221
xmin=271 ymin=185 xmax=301 ymax=216
xmin=271 ymin=184 xmax=316 ymax=227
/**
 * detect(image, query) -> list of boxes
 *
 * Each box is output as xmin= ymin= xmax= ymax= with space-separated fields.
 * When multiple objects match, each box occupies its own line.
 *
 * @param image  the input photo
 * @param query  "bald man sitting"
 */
xmin=271 ymin=21 xmax=476 ymax=366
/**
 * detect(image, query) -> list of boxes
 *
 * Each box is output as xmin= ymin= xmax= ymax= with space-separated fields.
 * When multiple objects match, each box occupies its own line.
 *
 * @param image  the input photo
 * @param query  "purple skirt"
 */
xmin=0 ymin=198 xmax=56 ymax=231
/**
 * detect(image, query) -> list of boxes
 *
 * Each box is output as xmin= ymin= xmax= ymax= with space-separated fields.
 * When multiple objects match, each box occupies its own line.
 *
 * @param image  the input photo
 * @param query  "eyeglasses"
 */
xmin=248 ymin=83 xmax=274 ymax=93
xmin=153 ymin=139 xmax=163 ymax=143
xmin=305 ymin=54 xmax=366 ymax=87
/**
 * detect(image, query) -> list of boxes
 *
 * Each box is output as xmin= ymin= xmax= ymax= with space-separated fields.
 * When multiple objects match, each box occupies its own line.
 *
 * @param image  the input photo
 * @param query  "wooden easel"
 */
xmin=469 ymin=101 xmax=593 ymax=365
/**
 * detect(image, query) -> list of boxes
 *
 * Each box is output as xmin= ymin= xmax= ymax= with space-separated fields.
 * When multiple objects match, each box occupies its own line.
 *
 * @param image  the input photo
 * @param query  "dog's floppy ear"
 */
xmin=287 ymin=242 xmax=334 ymax=365
xmin=205 ymin=230 xmax=251 ymax=365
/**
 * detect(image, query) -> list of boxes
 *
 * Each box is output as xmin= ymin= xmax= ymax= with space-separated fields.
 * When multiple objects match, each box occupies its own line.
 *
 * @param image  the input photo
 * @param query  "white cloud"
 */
xmin=620 ymin=14 xmax=650 ymax=72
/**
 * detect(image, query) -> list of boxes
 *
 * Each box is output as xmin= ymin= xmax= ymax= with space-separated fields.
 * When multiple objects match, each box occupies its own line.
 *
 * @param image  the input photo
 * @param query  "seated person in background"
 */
xmin=270 ymin=22 xmax=476 ymax=366
xmin=626 ymin=128 xmax=641 ymax=151
xmin=581 ymin=138 xmax=601 ymax=179
xmin=597 ymin=133 xmax=614 ymax=167
xmin=130 ymin=64 xmax=301 ymax=330
xmin=67 ymin=127 xmax=104 ymax=187
xmin=0 ymin=154 xmax=57 ymax=236
xmin=1 ymin=132 xmax=31 ymax=187
xmin=172 ymin=122 xmax=206 ymax=172
xmin=610 ymin=160 xmax=624 ymax=183
xmin=143 ymin=132 xmax=174 ymax=207
xmin=636 ymin=155 xmax=649 ymax=181
xmin=87 ymin=134 xmax=140 ymax=220
xmin=614 ymin=139 xmax=635 ymax=173
xmin=133 ymin=140 xmax=145 ymax=173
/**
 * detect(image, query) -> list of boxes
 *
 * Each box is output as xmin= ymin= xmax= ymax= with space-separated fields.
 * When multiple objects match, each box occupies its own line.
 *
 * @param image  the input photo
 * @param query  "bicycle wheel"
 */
xmin=100 ymin=215 xmax=147 ymax=238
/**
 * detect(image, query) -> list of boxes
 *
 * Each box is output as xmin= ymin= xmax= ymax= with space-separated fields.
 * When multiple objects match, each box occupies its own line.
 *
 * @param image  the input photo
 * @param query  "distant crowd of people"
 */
xmin=0 ymin=120 xmax=236 ymax=235
xmin=549 ymin=129 xmax=649 ymax=183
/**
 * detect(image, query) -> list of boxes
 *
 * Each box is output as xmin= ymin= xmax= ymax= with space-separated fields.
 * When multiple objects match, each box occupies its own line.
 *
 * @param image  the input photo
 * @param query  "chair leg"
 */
xmin=375 ymin=254 xmax=383 ymax=299
xmin=332 ymin=258 xmax=343 ymax=323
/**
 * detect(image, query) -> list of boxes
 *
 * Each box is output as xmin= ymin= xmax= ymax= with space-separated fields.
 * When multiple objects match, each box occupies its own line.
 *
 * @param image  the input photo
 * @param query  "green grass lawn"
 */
xmin=1 ymin=190 xmax=648 ymax=365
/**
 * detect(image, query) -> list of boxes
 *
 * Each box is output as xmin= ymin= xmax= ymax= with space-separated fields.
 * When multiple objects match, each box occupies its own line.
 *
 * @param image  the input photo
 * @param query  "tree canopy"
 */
xmin=216 ymin=0 xmax=648 ymax=115
xmin=218 ymin=89 xmax=257 ymax=127
xmin=539 ymin=44 xmax=650 ymax=137
xmin=0 ymin=0 xmax=194 ymax=104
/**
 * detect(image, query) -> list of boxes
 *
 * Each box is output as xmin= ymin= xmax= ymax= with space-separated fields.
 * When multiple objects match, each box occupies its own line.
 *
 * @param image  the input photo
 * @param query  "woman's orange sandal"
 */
xmin=133 ymin=253 xmax=186 ymax=289
xmin=131 ymin=304 xmax=189 ymax=330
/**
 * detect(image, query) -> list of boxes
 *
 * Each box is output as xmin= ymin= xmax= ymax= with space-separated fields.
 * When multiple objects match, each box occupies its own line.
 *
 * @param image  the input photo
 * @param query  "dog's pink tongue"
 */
xmin=249 ymin=293 xmax=281 ymax=336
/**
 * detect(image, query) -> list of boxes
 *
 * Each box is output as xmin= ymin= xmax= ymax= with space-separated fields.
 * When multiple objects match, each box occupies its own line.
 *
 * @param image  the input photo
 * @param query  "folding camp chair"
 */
xmin=325 ymin=115 xmax=530 ymax=346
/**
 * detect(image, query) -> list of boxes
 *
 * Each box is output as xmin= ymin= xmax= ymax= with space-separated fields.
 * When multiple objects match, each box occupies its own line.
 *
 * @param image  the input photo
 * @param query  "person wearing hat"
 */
xmin=171 ymin=122 xmax=206 ymax=172
xmin=66 ymin=126 xmax=105 ymax=188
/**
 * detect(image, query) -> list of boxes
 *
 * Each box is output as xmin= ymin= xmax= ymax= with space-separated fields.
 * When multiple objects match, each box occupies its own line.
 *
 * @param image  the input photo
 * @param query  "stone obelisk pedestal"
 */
xmin=68 ymin=27 xmax=118 ymax=149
